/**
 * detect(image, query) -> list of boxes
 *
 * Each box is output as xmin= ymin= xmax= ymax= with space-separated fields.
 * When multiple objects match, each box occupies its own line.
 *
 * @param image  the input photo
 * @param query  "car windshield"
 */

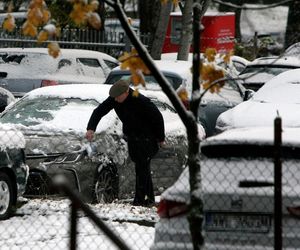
xmin=202 ymin=78 xmax=244 ymax=103
xmin=106 ymin=73 xmax=183 ymax=90
xmin=240 ymin=65 xmax=297 ymax=76
xmin=0 ymin=97 xmax=99 ymax=127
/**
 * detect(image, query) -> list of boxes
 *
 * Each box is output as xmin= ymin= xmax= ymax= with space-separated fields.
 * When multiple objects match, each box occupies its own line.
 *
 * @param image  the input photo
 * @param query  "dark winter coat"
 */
xmin=87 ymin=88 xmax=165 ymax=143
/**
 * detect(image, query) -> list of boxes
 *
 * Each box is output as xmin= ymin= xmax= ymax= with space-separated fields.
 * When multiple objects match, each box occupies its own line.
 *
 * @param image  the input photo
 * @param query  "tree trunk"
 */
xmin=177 ymin=0 xmax=193 ymax=61
xmin=177 ymin=0 xmax=211 ymax=61
xmin=138 ymin=0 xmax=161 ymax=34
xmin=150 ymin=1 xmax=173 ymax=59
xmin=284 ymin=0 xmax=300 ymax=49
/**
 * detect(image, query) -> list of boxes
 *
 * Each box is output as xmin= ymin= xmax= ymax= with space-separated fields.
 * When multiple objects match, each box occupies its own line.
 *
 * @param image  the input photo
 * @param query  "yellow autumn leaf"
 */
xmin=132 ymin=89 xmax=140 ymax=97
xmin=200 ymin=63 xmax=225 ymax=93
xmin=69 ymin=3 xmax=88 ymax=26
xmin=37 ymin=30 xmax=48 ymax=43
xmin=118 ymin=51 xmax=130 ymax=63
xmin=29 ymin=0 xmax=44 ymax=9
xmin=22 ymin=21 xmax=37 ymax=37
xmin=205 ymin=48 xmax=217 ymax=62
xmin=3 ymin=14 xmax=15 ymax=32
xmin=42 ymin=9 xmax=51 ymax=24
xmin=88 ymin=12 xmax=101 ymax=30
xmin=27 ymin=7 xmax=44 ymax=27
xmin=223 ymin=49 xmax=234 ymax=64
xmin=119 ymin=48 xmax=150 ymax=75
xmin=88 ymin=0 xmax=99 ymax=12
xmin=177 ymin=87 xmax=189 ymax=101
xmin=48 ymin=42 xmax=60 ymax=58
xmin=131 ymin=71 xmax=145 ymax=87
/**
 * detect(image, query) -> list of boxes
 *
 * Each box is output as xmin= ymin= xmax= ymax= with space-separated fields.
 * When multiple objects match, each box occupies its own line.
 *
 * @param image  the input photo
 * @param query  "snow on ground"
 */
xmin=0 ymin=198 xmax=159 ymax=250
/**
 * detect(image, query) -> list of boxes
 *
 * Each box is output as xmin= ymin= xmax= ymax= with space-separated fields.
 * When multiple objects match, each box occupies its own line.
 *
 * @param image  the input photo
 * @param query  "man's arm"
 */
xmin=86 ymin=97 xmax=115 ymax=141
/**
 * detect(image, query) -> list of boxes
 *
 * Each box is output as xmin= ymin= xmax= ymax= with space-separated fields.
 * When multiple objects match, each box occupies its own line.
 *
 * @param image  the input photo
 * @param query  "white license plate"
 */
xmin=205 ymin=212 xmax=271 ymax=233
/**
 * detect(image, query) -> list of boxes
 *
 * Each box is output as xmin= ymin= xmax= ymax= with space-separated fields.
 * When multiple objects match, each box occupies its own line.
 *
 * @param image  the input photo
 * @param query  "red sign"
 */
xmin=162 ymin=12 xmax=235 ymax=53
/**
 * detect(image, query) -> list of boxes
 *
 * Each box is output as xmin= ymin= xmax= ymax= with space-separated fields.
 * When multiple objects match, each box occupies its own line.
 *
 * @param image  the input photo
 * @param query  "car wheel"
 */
xmin=94 ymin=168 xmax=118 ymax=204
xmin=0 ymin=172 xmax=15 ymax=220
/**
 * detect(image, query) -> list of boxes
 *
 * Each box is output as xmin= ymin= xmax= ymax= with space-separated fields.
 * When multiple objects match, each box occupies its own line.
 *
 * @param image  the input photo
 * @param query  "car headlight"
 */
xmin=44 ymin=151 xmax=86 ymax=165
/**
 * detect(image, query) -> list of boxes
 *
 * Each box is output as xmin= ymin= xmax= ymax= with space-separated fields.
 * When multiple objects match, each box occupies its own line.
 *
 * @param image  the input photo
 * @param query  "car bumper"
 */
xmin=151 ymin=215 xmax=193 ymax=250
xmin=151 ymin=213 xmax=300 ymax=250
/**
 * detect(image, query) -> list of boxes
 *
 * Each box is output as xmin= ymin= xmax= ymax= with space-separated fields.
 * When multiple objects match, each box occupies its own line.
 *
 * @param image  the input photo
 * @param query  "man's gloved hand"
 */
xmin=86 ymin=129 xmax=95 ymax=142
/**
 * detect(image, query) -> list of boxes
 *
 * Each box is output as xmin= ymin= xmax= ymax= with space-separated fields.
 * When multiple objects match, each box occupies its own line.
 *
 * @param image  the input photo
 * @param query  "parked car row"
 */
xmin=2 ymin=46 xmax=298 ymax=250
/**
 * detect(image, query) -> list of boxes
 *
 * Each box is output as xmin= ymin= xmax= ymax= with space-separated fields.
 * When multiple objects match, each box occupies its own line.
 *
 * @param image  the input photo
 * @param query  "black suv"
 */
xmin=0 ymin=130 xmax=28 ymax=220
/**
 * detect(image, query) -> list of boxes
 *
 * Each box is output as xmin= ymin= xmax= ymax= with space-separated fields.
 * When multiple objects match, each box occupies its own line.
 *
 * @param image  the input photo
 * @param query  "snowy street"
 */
xmin=1 ymin=198 xmax=158 ymax=250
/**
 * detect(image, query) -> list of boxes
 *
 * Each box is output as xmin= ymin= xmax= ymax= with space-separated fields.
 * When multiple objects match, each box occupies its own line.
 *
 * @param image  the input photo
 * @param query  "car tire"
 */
xmin=0 ymin=172 xmax=15 ymax=220
xmin=94 ymin=168 xmax=119 ymax=204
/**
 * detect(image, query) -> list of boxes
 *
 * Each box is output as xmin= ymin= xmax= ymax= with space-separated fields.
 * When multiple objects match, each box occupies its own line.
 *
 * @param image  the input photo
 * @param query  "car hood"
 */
xmin=0 ymin=123 xmax=128 ymax=165
xmin=216 ymin=99 xmax=300 ymax=132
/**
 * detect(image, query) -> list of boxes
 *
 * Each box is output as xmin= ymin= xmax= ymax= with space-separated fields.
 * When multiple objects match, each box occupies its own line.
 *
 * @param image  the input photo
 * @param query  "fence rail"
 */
xmin=0 ymin=26 xmax=151 ymax=57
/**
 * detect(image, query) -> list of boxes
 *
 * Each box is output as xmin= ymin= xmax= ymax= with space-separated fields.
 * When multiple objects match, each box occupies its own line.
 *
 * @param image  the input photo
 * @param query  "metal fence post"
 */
xmin=274 ymin=115 xmax=282 ymax=250
xmin=70 ymin=201 xmax=78 ymax=250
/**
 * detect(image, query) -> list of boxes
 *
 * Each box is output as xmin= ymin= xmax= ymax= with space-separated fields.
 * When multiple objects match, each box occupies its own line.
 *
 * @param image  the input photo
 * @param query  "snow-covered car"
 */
xmin=0 ymin=84 xmax=200 ymax=203
xmin=284 ymin=42 xmax=300 ymax=57
xmin=104 ymin=60 xmax=251 ymax=137
xmin=0 ymin=48 xmax=119 ymax=97
xmin=161 ymin=53 xmax=249 ymax=75
xmin=237 ymin=55 xmax=300 ymax=91
xmin=0 ymin=129 xmax=29 ymax=220
xmin=216 ymin=68 xmax=300 ymax=133
xmin=151 ymin=127 xmax=300 ymax=250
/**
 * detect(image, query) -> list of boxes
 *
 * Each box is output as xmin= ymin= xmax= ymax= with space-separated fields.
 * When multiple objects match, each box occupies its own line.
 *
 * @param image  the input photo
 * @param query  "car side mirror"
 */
xmin=243 ymin=89 xmax=254 ymax=101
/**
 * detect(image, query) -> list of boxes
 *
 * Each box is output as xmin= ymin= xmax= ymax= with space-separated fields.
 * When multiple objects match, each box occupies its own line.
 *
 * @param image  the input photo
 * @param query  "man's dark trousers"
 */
xmin=128 ymin=136 xmax=159 ymax=206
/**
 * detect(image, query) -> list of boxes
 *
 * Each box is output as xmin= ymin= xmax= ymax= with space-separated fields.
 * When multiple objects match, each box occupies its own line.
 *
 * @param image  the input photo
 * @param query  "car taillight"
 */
xmin=287 ymin=206 xmax=300 ymax=218
xmin=157 ymin=199 xmax=188 ymax=218
xmin=41 ymin=80 xmax=58 ymax=87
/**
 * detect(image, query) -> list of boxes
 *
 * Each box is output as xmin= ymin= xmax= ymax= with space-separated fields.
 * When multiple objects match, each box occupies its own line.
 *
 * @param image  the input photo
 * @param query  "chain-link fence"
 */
xmin=1 ymin=115 xmax=300 ymax=250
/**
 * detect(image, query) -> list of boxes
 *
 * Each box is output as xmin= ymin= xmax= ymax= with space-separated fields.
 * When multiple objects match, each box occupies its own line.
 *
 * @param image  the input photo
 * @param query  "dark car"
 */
xmin=0 ymin=84 xmax=196 ymax=203
xmin=0 ymin=130 xmax=29 ymax=220
xmin=104 ymin=60 xmax=190 ymax=91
